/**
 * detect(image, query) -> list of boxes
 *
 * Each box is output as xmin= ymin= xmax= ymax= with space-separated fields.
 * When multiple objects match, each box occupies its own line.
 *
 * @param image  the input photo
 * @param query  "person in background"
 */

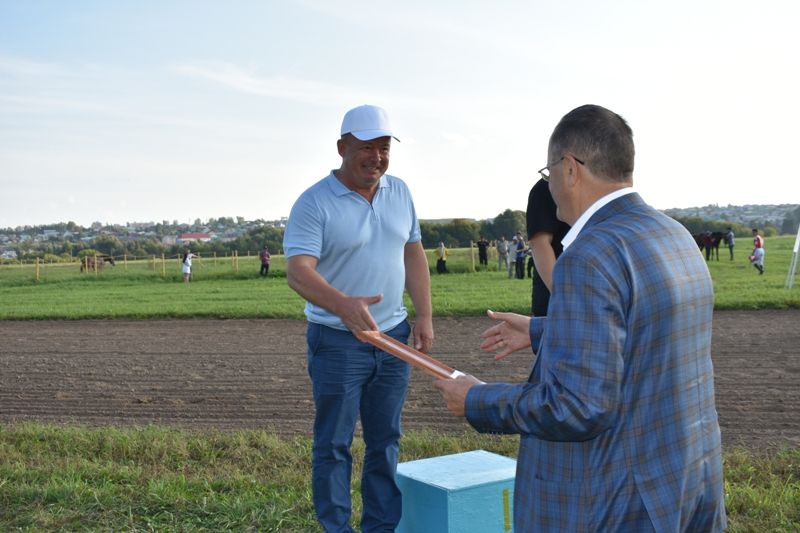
xmin=525 ymin=246 xmax=534 ymax=279
xmin=703 ymin=230 xmax=714 ymax=261
xmin=434 ymin=104 xmax=726 ymax=532
xmin=259 ymin=245 xmax=271 ymax=276
xmin=526 ymin=178 xmax=571 ymax=316
xmin=181 ymin=250 xmax=198 ymax=283
xmin=508 ymin=236 xmax=518 ymax=278
xmin=497 ymin=235 xmax=510 ymax=273
xmin=514 ymin=231 xmax=526 ymax=279
xmin=726 ymin=227 xmax=735 ymax=261
xmin=436 ymin=241 xmax=449 ymax=273
xmin=476 ymin=235 xmax=489 ymax=269
xmin=750 ymin=228 xmax=765 ymax=274
xmin=283 ymin=104 xmax=433 ymax=533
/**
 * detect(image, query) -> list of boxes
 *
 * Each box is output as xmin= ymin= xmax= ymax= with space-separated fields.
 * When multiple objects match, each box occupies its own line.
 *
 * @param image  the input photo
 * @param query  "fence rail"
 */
xmin=0 ymin=251 xmax=286 ymax=283
xmin=0 ymin=246 xmax=517 ymax=282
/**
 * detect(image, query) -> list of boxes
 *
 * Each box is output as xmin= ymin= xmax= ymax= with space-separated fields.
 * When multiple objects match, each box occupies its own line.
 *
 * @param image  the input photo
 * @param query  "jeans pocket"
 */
xmin=388 ymin=319 xmax=411 ymax=343
xmin=306 ymin=323 xmax=323 ymax=378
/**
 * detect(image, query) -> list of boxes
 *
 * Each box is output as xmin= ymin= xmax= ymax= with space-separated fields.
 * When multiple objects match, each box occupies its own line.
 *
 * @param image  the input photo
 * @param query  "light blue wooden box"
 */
xmin=396 ymin=449 xmax=516 ymax=533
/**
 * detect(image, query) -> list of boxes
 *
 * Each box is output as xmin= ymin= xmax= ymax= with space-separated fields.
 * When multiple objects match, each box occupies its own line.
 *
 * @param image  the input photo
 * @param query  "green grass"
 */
xmin=724 ymin=448 xmax=800 ymax=532
xmin=1 ymin=236 xmax=798 ymax=319
xmin=0 ymin=423 xmax=797 ymax=532
xmin=705 ymin=236 xmax=799 ymax=308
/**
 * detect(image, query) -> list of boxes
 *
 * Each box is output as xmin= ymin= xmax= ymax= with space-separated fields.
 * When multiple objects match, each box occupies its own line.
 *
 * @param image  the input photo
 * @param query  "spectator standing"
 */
xmin=508 ymin=237 xmax=518 ymax=278
xmin=497 ymin=236 xmax=510 ymax=272
xmin=181 ymin=250 xmax=198 ymax=283
xmin=476 ymin=236 xmax=490 ymax=268
xmin=259 ymin=245 xmax=271 ymax=276
xmin=435 ymin=241 xmax=449 ymax=273
xmin=725 ymin=227 xmax=735 ymax=261
xmin=514 ymin=231 xmax=526 ymax=279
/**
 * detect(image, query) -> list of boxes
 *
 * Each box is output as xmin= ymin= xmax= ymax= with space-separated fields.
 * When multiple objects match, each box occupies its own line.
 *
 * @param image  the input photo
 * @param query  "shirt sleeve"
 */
xmin=283 ymin=193 xmax=323 ymax=259
xmin=526 ymin=179 xmax=560 ymax=240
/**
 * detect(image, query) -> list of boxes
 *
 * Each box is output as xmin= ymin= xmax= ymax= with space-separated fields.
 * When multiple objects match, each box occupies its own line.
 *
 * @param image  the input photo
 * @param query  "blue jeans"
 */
xmin=306 ymin=320 xmax=411 ymax=533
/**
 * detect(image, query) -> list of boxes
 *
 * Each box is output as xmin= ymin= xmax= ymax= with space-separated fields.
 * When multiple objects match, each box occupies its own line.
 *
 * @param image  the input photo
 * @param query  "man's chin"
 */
xmin=361 ymin=175 xmax=381 ymax=185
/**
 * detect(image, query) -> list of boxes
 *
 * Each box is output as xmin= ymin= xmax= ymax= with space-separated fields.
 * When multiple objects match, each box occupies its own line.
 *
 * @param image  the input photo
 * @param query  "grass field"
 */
xmin=1 ymin=236 xmax=798 ymax=319
xmin=2 ymin=237 xmax=799 ymax=531
xmin=1 ymin=424 xmax=798 ymax=532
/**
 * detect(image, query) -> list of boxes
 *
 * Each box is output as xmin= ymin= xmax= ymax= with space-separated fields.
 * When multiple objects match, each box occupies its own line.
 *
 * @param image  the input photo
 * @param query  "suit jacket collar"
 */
xmin=562 ymin=188 xmax=637 ymax=250
xmin=584 ymin=191 xmax=645 ymax=230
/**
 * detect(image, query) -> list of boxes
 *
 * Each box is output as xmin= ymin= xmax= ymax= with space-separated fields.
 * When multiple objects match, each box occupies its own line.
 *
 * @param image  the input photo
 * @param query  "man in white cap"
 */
xmin=284 ymin=105 xmax=434 ymax=532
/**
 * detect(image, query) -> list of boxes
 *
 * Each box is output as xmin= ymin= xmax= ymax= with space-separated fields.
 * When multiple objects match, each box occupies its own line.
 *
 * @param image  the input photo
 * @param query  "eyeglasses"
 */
xmin=538 ymin=155 xmax=585 ymax=182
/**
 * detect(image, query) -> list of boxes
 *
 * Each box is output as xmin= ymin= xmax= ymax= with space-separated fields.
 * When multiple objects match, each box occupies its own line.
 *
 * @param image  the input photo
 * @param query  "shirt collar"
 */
xmin=561 ymin=187 xmax=635 ymax=250
xmin=327 ymin=170 xmax=388 ymax=197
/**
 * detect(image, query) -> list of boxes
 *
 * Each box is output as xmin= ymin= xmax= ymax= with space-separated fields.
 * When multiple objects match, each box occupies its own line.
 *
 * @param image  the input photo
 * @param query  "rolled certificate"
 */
xmin=355 ymin=330 xmax=466 ymax=380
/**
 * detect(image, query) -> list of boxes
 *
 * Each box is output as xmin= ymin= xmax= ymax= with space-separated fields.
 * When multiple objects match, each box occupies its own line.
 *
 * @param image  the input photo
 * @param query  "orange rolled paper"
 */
xmin=355 ymin=330 xmax=465 ymax=380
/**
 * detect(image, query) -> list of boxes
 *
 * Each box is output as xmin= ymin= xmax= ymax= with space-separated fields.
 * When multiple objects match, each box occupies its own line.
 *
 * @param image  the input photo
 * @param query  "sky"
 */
xmin=1 ymin=0 xmax=799 ymax=229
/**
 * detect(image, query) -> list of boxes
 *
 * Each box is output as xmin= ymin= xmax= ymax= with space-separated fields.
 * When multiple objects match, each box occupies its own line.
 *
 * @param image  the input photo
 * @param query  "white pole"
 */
xmin=785 ymin=223 xmax=800 ymax=289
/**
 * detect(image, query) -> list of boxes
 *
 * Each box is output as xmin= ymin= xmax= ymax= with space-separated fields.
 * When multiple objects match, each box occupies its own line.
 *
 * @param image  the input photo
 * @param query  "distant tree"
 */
xmin=420 ymin=223 xmax=442 ymax=248
xmin=478 ymin=219 xmax=495 ymax=240
xmin=670 ymin=216 xmax=752 ymax=237
xmin=77 ymin=249 xmax=99 ymax=258
xmin=56 ymin=241 xmax=75 ymax=257
xmin=135 ymin=239 xmax=166 ymax=257
xmin=42 ymin=253 xmax=68 ymax=263
xmin=671 ymin=216 xmax=708 ymax=235
xmin=492 ymin=209 xmax=527 ymax=240
xmin=421 ymin=211 xmax=526 ymax=247
xmin=92 ymin=235 xmax=124 ymax=256
xmin=246 ymin=225 xmax=284 ymax=254
xmin=761 ymin=225 xmax=779 ymax=237
xmin=441 ymin=219 xmax=480 ymax=247
xmin=781 ymin=206 xmax=800 ymax=234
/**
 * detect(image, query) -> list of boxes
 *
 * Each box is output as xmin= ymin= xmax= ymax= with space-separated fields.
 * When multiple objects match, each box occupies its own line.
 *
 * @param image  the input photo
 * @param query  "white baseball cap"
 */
xmin=340 ymin=104 xmax=399 ymax=142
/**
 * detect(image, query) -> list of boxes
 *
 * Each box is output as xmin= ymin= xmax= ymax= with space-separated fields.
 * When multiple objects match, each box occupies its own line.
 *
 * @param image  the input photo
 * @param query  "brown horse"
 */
xmin=80 ymin=255 xmax=116 ymax=272
xmin=693 ymin=232 xmax=725 ymax=261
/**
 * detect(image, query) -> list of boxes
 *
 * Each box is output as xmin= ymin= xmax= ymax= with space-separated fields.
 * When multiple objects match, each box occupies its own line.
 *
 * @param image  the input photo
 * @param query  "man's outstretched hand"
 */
xmin=479 ymin=310 xmax=532 ymax=360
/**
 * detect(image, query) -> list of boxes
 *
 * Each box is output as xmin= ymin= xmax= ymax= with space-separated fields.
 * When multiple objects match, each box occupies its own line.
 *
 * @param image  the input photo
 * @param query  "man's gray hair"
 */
xmin=549 ymin=105 xmax=635 ymax=183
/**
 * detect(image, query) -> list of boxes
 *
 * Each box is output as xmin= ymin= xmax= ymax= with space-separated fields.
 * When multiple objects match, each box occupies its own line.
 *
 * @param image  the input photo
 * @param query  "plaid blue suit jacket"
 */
xmin=466 ymin=193 xmax=727 ymax=532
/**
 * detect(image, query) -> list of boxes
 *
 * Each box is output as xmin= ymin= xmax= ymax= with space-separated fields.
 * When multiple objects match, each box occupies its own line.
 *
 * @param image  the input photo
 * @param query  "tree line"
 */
xmin=7 ymin=206 xmax=798 ymax=264
xmin=7 ymin=226 xmax=285 ymax=263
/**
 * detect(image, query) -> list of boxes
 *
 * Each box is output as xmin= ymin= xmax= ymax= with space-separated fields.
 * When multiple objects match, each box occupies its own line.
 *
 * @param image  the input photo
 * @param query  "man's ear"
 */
xmin=565 ymin=156 xmax=581 ymax=187
xmin=337 ymin=137 xmax=346 ymax=157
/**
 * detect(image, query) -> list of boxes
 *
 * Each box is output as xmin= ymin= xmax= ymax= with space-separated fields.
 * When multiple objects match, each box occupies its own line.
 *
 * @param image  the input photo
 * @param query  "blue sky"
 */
xmin=1 ymin=0 xmax=798 ymax=228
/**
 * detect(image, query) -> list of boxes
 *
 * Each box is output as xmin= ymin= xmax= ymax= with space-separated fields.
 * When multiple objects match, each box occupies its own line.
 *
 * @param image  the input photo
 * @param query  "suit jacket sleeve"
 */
xmin=530 ymin=316 xmax=545 ymax=349
xmin=466 ymin=251 xmax=627 ymax=440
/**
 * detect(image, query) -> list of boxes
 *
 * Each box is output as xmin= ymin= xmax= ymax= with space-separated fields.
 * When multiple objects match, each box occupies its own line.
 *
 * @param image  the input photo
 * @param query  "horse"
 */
xmin=693 ymin=232 xmax=725 ymax=261
xmin=80 ymin=255 xmax=116 ymax=272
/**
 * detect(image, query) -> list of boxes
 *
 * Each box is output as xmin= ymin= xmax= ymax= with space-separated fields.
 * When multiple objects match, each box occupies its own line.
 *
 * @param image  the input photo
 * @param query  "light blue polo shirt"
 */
xmin=283 ymin=171 xmax=421 ymax=332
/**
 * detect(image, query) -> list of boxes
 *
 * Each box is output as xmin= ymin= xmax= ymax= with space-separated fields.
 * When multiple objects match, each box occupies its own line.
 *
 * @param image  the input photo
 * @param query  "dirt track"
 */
xmin=1 ymin=311 xmax=798 ymax=448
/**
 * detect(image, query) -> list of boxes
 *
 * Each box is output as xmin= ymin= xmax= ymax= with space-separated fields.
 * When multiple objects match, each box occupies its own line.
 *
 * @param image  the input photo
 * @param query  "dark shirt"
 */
xmin=526 ymin=179 xmax=571 ymax=316
xmin=515 ymin=239 xmax=526 ymax=259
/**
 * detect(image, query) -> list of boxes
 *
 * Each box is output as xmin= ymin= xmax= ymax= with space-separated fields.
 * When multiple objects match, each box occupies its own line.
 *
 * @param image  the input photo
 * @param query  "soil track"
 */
xmin=1 ymin=311 xmax=798 ymax=448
